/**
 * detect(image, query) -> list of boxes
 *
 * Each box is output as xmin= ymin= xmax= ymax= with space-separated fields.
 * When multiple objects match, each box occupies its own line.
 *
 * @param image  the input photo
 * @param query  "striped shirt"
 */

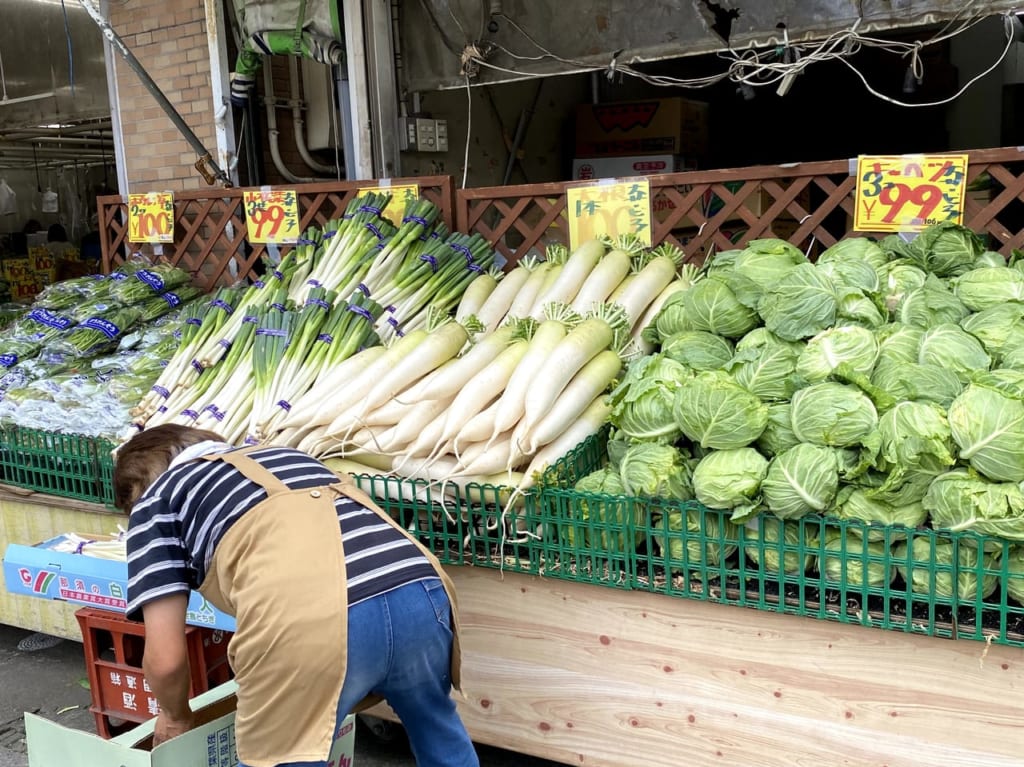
xmin=125 ymin=445 xmax=437 ymax=620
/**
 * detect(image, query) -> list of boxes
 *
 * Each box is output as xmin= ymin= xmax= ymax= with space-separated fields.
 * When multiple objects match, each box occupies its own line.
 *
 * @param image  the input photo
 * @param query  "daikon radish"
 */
xmin=455 ymin=268 xmax=501 ymax=323
xmin=276 ymin=345 xmax=388 ymax=431
xmin=614 ymin=249 xmax=680 ymax=329
xmin=473 ymin=260 xmax=534 ymax=331
xmin=505 ymin=261 xmax=553 ymax=319
xmin=529 ymin=239 xmax=606 ymax=319
xmin=519 ymin=351 xmax=621 ymax=453
xmin=485 ymin=315 xmax=568 ymax=445
xmin=569 ymin=248 xmax=633 ymax=313
xmin=519 ymin=305 xmax=626 ymax=436
xmin=397 ymin=324 xmax=517 ymax=403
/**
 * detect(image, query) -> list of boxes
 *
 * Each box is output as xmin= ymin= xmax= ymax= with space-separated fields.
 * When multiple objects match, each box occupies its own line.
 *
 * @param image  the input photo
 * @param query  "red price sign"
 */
xmin=243 ymin=188 xmax=300 ymax=243
xmin=854 ymin=154 xmax=968 ymax=233
xmin=128 ymin=191 xmax=174 ymax=243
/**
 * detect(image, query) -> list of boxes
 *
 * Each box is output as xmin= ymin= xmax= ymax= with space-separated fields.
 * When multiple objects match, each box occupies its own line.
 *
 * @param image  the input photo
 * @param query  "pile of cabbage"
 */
xmin=573 ymin=222 xmax=1024 ymax=600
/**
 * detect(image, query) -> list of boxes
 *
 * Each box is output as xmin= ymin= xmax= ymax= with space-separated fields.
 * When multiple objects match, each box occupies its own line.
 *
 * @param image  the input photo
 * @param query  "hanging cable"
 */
xmin=60 ymin=0 xmax=75 ymax=96
xmin=462 ymin=75 xmax=472 ymax=189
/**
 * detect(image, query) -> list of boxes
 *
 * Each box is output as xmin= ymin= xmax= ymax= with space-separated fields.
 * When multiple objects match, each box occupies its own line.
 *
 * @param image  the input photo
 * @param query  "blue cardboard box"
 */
xmin=3 ymin=535 xmax=235 ymax=631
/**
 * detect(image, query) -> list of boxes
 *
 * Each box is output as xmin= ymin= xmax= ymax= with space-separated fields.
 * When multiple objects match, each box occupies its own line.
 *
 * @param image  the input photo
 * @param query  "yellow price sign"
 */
xmin=243 ymin=188 xmax=301 ymax=244
xmin=361 ymin=184 xmax=420 ymax=225
xmin=566 ymin=179 xmax=652 ymax=251
xmin=128 ymin=191 xmax=174 ymax=243
xmin=854 ymin=154 xmax=969 ymax=233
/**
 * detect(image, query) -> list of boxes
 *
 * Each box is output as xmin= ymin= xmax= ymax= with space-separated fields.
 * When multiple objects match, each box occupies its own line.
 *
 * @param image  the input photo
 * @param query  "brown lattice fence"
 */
xmin=98 ymin=177 xmax=454 ymax=291
xmin=456 ymin=147 xmax=1024 ymax=267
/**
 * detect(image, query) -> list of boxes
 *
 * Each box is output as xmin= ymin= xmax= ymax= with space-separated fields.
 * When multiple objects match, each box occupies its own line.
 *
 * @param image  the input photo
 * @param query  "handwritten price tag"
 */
xmin=854 ymin=154 xmax=969 ymax=233
xmin=566 ymin=179 xmax=652 ymax=251
xmin=128 ymin=191 xmax=174 ymax=243
xmin=243 ymin=188 xmax=300 ymax=244
xmin=362 ymin=184 xmax=420 ymax=225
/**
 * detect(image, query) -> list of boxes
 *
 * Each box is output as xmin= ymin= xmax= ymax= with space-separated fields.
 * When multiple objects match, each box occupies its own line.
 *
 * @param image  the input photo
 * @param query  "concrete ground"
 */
xmin=0 ymin=624 xmax=561 ymax=767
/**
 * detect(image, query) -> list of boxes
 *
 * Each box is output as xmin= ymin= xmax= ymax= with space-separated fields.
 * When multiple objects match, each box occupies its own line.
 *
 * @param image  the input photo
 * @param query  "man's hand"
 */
xmin=153 ymin=708 xmax=195 ymax=747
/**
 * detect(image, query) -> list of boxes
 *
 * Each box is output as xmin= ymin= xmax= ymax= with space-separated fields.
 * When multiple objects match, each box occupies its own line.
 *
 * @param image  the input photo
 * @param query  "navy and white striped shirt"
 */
xmin=125 ymin=445 xmax=437 ymax=620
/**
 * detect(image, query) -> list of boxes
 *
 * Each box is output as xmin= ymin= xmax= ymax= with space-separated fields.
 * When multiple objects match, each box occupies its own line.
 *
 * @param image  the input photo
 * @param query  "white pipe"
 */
xmin=262 ymin=63 xmax=320 ymax=184
xmin=0 ymin=91 xmax=57 ymax=106
xmin=289 ymin=57 xmax=339 ymax=175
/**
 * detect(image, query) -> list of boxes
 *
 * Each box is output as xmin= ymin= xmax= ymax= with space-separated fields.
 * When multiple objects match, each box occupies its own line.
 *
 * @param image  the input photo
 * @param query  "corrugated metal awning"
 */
xmin=401 ymin=0 xmax=1020 ymax=91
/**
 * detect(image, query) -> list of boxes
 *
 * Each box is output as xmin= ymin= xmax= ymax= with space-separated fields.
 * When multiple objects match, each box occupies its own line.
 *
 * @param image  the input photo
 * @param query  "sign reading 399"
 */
xmin=854 ymin=154 xmax=968 ymax=233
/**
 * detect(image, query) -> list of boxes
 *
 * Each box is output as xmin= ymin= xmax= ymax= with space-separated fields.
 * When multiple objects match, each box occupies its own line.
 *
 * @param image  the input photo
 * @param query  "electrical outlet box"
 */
xmin=400 ymin=117 xmax=448 ymax=152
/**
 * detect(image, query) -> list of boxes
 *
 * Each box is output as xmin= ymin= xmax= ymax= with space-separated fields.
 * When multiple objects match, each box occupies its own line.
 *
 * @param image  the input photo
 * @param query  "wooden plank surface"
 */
xmin=397 ymin=566 xmax=1024 ymax=767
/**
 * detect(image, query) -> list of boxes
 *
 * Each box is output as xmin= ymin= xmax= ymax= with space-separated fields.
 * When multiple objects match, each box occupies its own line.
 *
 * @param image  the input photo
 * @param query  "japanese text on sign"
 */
xmin=566 ymin=179 xmax=652 ymax=251
xmin=243 ymin=189 xmax=300 ymax=243
xmin=128 ymin=191 xmax=174 ymax=243
xmin=854 ymin=154 xmax=969 ymax=233
xmin=362 ymin=184 xmax=420 ymax=225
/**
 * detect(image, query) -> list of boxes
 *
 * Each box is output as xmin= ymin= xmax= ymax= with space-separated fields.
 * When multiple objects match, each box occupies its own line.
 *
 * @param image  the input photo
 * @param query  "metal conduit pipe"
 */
xmin=0 ymin=147 xmax=108 ymax=159
xmin=262 ymin=62 xmax=320 ymax=183
xmin=289 ymin=57 xmax=339 ymax=175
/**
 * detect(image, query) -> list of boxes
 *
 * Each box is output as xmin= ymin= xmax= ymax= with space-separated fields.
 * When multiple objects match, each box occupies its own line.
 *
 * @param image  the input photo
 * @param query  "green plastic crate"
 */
xmin=349 ymin=471 xmax=469 ymax=566
xmin=0 ymin=426 xmax=117 ymax=506
xmin=628 ymin=500 xmax=1024 ymax=648
xmin=463 ymin=428 xmax=610 ymax=575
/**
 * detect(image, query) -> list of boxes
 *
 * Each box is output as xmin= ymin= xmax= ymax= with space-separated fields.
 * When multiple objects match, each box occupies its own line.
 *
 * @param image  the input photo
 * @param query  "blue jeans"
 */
xmin=240 ymin=578 xmax=479 ymax=767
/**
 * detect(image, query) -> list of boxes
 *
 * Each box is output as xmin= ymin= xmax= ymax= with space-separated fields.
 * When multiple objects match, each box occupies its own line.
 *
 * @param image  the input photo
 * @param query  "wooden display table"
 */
xmin=4 ymin=489 xmax=1022 ymax=765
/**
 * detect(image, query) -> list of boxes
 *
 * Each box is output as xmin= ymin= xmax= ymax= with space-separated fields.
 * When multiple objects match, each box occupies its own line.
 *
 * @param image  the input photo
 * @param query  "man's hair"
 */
xmin=113 ymin=424 xmax=226 ymax=513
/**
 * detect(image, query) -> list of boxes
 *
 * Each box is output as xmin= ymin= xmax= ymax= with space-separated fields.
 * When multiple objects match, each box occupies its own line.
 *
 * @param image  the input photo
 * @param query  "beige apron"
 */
xmin=195 ymin=446 xmax=462 ymax=767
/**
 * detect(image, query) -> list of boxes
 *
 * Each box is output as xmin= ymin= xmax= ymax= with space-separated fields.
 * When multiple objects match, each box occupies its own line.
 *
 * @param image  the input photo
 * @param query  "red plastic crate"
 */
xmin=75 ymin=607 xmax=233 ymax=738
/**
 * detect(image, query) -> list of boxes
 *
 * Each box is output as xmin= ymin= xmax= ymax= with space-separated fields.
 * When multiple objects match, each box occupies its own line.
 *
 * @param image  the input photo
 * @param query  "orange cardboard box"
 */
xmin=575 ymin=97 xmax=709 ymax=159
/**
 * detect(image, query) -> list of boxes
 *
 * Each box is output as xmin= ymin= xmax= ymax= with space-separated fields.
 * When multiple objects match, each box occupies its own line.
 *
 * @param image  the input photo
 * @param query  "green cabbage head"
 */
xmin=762 ymin=443 xmax=840 ymax=520
xmin=894 ymin=537 xmax=1001 ymax=600
xmin=790 ymin=382 xmax=878 ymax=447
xmin=948 ymin=385 xmax=1024 ymax=482
xmin=691 ymin=448 xmax=768 ymax=522
xmin=673 ymin=370 xmax=769 ymax=450
xmin=924 ymin=469 xmax=1024 ymax=540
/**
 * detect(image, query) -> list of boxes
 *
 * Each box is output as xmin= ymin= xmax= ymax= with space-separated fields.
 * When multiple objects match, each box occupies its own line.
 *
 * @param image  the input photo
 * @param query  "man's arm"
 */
xmin=142 ymin=594 xmax=193 ymax=743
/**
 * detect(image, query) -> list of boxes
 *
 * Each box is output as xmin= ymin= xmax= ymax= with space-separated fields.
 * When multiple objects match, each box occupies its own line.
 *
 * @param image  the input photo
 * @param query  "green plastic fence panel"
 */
xmin=0 ymin=426 xmax=117 ymax=506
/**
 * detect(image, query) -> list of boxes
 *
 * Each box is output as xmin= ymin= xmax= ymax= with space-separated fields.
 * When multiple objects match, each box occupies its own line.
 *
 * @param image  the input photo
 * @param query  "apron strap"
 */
xmin=200 ymin=445 xmax=291 ymax=495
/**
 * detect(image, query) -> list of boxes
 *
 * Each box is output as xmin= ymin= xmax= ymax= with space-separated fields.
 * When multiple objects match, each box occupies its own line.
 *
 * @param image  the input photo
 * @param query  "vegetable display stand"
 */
xmin=366 ymin=565 xmax=1024 ymax=767
xmin=76 ymin=607 xmax=232 ymax=738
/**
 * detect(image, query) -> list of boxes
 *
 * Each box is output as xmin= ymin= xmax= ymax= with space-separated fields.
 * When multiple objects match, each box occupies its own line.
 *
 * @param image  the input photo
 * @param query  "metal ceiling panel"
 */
xmin=401 ymin=0 xmax=1020 ymax=91
xmin=0 ymin=0 xmax=110 ymax=129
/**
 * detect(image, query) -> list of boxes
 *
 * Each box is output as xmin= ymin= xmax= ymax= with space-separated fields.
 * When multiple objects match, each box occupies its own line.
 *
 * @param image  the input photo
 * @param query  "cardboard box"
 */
xmin=575 ymin=97 xmax=709 ymax=158
xmin=571 ymin=154 xmax=684 ymax=181
xmin=3 ymin=536 xmax=236 ymax=632
xmin=25 ymin=681 xmax=357 ymax=767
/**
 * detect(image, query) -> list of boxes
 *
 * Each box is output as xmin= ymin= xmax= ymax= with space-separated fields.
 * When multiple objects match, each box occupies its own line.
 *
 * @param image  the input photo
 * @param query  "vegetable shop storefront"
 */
xmin=4 ymin=2 xmax=1024 ymax=766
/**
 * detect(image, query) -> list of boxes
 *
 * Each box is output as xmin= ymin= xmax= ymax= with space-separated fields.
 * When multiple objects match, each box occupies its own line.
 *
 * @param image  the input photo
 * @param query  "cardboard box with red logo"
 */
xmin=570 ymin=154 xmax=686 ymax=181
xmin=575 ymin=97 xmax=709 ymax=159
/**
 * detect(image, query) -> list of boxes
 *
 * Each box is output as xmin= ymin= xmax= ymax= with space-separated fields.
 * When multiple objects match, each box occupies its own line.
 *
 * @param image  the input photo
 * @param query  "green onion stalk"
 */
xmin=359 ymin=199 xmax=442 ymax=291
xmin=131 ymin=287 xmax=241 ymax=420
xmin=288 ymin=193 xmax=395 ymax=305
xmin=251 ymin=286 xmax=335 ymax=439
xmin=287 ymin=225 xmax=327 ymax=290
xmin=172 ymin=313 xmax=259 ymax=433
xmin=259 ymin=290 xmax=384 ymax=439
xmin=195 ymin=252 xmax=297 ymax=368
xmin=246 ymin=298 xmax=295 ymax=442
xmin=374 ymin=232 xmax=496 ymax=341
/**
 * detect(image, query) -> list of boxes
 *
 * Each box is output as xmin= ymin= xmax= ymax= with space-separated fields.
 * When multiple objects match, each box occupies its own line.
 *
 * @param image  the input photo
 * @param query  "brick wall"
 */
xmin=109 ymin=0 xmax=217 ymax=192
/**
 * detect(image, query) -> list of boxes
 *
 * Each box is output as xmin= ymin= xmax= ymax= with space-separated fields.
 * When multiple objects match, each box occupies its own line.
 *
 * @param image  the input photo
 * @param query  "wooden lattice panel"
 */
xmin=98 ymin=177 xmax=454 ymax=291
xmin=457 ymin=147 xmax=1024 ymax=268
